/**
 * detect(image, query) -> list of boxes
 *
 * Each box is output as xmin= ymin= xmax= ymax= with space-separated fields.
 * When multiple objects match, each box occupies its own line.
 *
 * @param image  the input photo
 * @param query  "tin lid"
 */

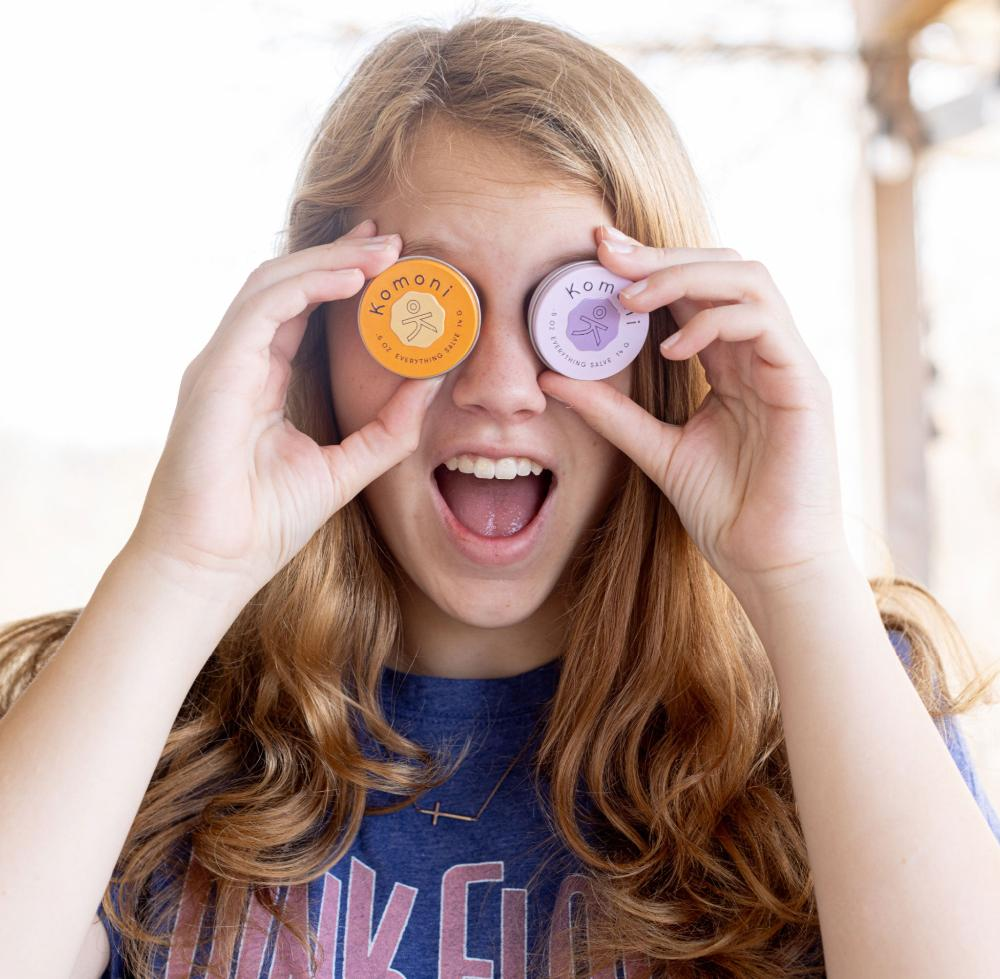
xmin=356 ymin=255 xmax=481 ymax=379
xmin=527 ymin=259 xmax=649 ymax=381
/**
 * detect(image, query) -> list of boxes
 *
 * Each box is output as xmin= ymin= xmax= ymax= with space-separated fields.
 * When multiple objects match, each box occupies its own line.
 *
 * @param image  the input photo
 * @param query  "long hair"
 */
xmin=2 ymin=14 xmax=997 ymax=978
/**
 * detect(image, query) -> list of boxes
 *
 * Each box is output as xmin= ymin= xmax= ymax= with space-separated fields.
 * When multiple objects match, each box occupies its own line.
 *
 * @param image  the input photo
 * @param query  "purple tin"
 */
xmin=527 ymin=260 xmax=650 ymax=380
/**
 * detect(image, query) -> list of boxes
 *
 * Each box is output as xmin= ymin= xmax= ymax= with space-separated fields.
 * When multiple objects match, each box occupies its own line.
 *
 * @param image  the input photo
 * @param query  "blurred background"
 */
xmin=2 ymin=0 xmax=998 ymax=804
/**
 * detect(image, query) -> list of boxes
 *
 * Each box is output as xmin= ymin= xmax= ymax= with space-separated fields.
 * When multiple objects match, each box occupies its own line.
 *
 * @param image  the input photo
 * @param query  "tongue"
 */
xmin=435 ymin=466 xmax=547 ymax=537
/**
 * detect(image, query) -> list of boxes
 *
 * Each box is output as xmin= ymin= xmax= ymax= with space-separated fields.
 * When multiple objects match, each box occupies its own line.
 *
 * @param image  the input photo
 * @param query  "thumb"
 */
xmin=320 ymin=374 xmax=446 ymax=511
xmin=537 ymin=370 xmax=682 ymax=491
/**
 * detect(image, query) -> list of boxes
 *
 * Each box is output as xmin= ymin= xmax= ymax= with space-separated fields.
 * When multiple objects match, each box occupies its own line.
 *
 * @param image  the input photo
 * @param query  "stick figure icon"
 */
xmin=569 ymin=303 xmax=610 ymax=347
xmin=401 ymin=298 xmax=439 ymax=343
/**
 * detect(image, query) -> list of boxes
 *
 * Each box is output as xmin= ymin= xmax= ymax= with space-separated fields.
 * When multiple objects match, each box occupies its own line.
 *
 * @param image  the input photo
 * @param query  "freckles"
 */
xmin=327 ymin=313 xmax=403 ymax=430
xmin=347 ymin=374 xmax=401 ymax=432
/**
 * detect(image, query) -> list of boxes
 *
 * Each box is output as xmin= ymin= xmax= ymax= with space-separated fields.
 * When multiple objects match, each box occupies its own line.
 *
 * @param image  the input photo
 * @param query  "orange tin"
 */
xmin=356 ymin=255 xmax=481 ymax=379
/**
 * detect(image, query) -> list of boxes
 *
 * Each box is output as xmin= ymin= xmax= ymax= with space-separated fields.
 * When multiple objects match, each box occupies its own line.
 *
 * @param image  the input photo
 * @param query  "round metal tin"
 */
xmin=356 ymin=255 xmax=481 ymax=379
xmin=527 ymin=259 xmax=649 ymax=380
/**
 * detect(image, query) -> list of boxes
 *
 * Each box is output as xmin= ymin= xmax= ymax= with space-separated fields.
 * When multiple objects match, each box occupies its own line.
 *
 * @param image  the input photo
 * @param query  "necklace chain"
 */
xmin=411 ymin=725 xmax=539 ymax=826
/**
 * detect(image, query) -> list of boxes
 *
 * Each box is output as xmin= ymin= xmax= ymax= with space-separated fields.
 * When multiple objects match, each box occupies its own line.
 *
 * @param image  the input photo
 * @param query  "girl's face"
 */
xmin=324 ymin=128 xmax=633 ymax=630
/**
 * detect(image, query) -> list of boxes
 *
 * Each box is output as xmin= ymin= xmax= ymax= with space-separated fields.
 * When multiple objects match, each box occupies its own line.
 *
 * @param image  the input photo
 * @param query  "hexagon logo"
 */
xmin=566 ymin=298 xmax=619 ymax=352
xmin=391 ymin=291 xmax=446 ymax=348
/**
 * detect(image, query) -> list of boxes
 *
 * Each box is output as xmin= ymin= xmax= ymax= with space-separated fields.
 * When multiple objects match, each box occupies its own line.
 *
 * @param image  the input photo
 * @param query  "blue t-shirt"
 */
xmin=98 ymin=631 xmax=1000 ymax=978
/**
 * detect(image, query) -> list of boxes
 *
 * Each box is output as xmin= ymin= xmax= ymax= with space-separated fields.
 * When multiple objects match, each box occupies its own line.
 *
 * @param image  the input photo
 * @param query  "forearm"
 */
xmin=0 ymin=545 xmax=245 ymax=979
xmin=739 ymin=555 xmax=1000 ymax=979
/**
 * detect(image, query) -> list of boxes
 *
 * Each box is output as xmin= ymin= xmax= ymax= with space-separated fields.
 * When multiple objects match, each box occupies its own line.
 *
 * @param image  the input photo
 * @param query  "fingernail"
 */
xmin=620 ymin=279 xmax=647 ymax=300
xmin=347 ymin=218 xmax=375 ymax=235
xmin=660 ymin=331 xmax=681 ymax=351
xmin=604 ymin=225 xmax=633 ymax=242
xmin=604 ymin=240 xmax=634 ymax=253
xmin=362 ymin=236 xmax=400 ymax=250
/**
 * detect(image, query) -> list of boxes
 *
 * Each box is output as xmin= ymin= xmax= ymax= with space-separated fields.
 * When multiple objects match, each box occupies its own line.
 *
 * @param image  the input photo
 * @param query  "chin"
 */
xmin=410 ymin=571 xmax=562 ymax=629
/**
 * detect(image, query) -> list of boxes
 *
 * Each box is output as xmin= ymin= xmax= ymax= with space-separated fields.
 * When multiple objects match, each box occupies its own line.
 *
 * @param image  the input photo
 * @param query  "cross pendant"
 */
xmin=414 ymin=800 xmax=477 ymax=825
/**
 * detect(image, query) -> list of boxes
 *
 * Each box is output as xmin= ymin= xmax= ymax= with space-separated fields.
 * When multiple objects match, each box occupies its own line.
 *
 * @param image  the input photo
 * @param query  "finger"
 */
xmin=258 ymin=239 xmax=377 ymax=412
xmin=178 ymin=223 xmax=385 ymax=416
xmin=269 ymin=305 xmax=315 ymax=370
xmin=620 ymin=261 xmax=801 ymax=370
xmin=191 ymin=235 xmax=401 ymax=415
xmin=592 ymin=226 xmax=742 ymax=331
xmin=214 ymin=229 xmax=400 ymax=351
xmin=235 ymin=234 xmax=397 ymax=313
xmin=536 ymin=371 xmax=680 ymax=491
xmin=197 ymin=234 xmax=399 ymax=379
xmin=267 ymin=235 xmax=407 ymax=365
xmin=319 ymin=375 xmax=447 ymax=512
xmin=661 ymin=296 xmax=708 ymax=330
xmin=659 ymin=301 xmax=822 ymax=398
xmin=197 ymin=269 xmax=366 ymax=404
xmin=345 ymin=217 xmax=376 ymax=237
xmin=594 ymin=226 xmax=743 ymax=275
xmin=255 ymin=346 xmax=293 ymax=415
xmin=276 ymin=215 xmax=373 ymax=321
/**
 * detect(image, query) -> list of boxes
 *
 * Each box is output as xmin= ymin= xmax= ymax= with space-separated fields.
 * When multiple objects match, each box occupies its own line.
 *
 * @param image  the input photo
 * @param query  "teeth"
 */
xmin=443 ymin=454 xmax=547 ymax=479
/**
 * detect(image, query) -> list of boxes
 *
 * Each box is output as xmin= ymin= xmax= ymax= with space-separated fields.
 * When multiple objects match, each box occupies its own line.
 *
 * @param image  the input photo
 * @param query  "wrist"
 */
xmin=731 ymin=549 xmax=869 ymax=639
xmin=112 ymin=540 xmax=257 ymax=624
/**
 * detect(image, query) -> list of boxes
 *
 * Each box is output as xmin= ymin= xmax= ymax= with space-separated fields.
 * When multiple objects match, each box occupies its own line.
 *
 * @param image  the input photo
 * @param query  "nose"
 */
xmin=448 ymin=300 xmax=549 ymax=422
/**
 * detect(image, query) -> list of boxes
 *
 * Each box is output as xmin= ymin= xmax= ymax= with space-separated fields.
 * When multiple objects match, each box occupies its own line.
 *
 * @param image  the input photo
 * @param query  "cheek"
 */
xmin=615 ymin=359 xmax=636 ymax=400
xmin=568 ymin=364 xmax=635 ymax=500
xmin=326 ymin=305 xmax=399 ymax=436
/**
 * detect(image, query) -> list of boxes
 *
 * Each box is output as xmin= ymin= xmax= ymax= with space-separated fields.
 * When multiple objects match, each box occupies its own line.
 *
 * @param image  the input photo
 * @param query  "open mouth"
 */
xmin=432 ymin=464 xmax=555 ymax=538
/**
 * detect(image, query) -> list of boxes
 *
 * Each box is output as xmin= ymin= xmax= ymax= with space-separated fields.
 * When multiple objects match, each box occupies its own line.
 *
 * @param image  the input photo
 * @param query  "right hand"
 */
xmin=126 ymin=217 xmax=440 ymax=602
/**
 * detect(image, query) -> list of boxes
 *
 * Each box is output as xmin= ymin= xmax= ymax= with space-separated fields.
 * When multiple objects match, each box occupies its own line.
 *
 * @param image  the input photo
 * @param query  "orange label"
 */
xmin=356 ymin=256 xmax=481 ymax=379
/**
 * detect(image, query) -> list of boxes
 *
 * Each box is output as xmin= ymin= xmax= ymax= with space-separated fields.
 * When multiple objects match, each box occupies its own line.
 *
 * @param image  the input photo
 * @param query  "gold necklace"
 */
xmin=411 ymin=724 xmax=539 ymax=826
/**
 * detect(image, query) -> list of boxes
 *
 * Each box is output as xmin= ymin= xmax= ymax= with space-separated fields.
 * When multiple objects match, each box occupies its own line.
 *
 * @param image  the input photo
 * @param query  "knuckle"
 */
xmin=179 ymin=352 xmax=203 ymax=388
xmin=272 ymin=355 xmax=293 ymax=387
xmin=242 ymin=289 xmax=267 ymax=319
xmin=741 ymin=259 xmax=771 ymax=300
xmin=324 ymin=460 xmax=350 ymax=510
xmin=290 ymin=270 xmax=319 ymax=304
xmin=384 ymin=414 xmax=420 ymax=456
xmin=660 ymin=262 xmax=686 ymax=284
xmin=247 ymin=258 xmax=277 ymax=286
xmin=296 ymin=267 xmax=321 ymax=287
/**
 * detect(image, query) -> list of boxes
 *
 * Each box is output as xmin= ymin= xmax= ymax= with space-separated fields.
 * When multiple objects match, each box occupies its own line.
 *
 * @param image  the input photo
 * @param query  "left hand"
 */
xmin=537 ymin=225 xmax=853 ymax=601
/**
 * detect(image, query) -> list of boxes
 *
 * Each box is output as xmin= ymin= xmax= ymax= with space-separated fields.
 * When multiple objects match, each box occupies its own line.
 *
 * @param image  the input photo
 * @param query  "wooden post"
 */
xmin=853 ymin=0 xmax=952 ymax=582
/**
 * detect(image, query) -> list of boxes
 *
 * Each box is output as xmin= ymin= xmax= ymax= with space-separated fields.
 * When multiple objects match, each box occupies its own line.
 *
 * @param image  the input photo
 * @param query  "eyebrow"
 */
xmin=397 ymin=234 xmax=599 ymax=291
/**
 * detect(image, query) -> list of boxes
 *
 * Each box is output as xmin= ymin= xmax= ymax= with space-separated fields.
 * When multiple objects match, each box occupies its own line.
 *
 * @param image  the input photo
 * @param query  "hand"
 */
xmin=127 ymin=218 xmax=444 ymax=601
xmin=537 ymin=225 xmax=852 ymax=601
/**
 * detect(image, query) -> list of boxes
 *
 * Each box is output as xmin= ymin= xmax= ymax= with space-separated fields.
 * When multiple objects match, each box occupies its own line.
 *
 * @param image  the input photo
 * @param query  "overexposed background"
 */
xmin=2 ymin=0 xmax=999 ymax=807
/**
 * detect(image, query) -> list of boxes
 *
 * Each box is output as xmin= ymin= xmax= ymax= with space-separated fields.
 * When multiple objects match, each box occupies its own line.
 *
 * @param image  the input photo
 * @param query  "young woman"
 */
xmin=2 ymin=14 xmax=999 ymax=979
